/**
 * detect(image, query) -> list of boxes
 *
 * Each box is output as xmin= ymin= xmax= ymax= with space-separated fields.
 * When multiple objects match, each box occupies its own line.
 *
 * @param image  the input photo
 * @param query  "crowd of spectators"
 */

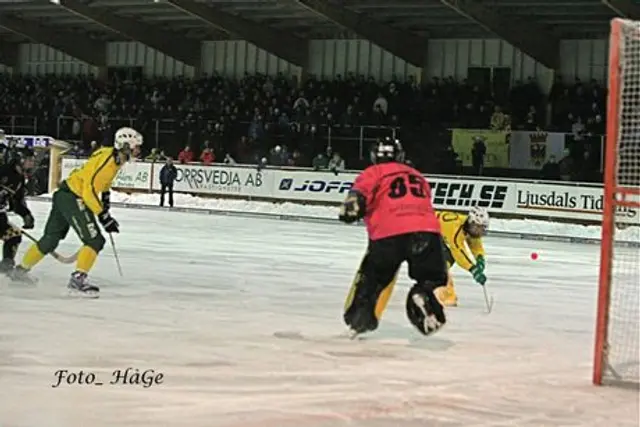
xmin=0 ymin=72 xmax=606 ymax=182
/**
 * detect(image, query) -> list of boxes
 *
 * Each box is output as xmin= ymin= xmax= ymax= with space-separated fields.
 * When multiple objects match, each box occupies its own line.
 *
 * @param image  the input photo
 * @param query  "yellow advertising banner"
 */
xmin=451 ymin=129 xmax=510 ymax=168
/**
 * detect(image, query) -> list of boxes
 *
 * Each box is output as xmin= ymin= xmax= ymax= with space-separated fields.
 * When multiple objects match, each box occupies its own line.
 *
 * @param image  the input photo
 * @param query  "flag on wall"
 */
xmin=509 ymin=131 xmax=567 ymax=170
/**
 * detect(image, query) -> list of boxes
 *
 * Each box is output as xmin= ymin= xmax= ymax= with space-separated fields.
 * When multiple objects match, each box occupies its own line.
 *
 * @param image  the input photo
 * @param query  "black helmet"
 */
xmin=375 ymin=137 xmax=402 ymax=163
xmin=6 ymin=145 xmax=34 ymax=168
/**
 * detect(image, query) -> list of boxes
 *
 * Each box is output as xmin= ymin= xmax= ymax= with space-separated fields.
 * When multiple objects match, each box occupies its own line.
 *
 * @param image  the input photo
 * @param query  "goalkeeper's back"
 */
xmin=352 ymin=161 xmax=440 ymax=241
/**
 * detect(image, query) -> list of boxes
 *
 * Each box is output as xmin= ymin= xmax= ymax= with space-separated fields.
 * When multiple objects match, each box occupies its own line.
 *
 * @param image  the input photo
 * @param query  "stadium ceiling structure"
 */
xmin=0 ymin=0 xmax=630 ymax=70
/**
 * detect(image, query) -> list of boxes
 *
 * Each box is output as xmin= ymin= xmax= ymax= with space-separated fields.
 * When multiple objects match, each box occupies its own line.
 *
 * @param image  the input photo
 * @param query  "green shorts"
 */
xmin=37 ymin=184 xmax=105 ymax=254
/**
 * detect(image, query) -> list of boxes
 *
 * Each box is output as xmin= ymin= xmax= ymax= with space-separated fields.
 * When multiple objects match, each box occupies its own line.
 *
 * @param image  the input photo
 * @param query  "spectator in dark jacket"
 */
xmin=471 ymin=136 xmax=486 ymax=175
xmin=159 ymin=157 xmax=178 ymax=208
xmin=541 ymin=155 xmax=561 ymax=180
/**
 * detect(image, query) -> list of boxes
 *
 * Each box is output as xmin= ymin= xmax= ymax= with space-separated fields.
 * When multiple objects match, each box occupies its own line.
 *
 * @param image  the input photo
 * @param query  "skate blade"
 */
xmin=5 ymin=273 xmax=38 ymax=286
xmin=348 ymin=329 xmax=359 ymax=340
xmin=67 ymin=289 xmax=100 ymax=299
xmin=7 ymin=279 xmax=38 ymax=287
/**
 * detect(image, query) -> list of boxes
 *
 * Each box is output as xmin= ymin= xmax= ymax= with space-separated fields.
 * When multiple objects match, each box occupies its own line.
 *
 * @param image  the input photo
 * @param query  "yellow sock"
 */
xmin=76 ymin=246 xmax=98 ymax=274
xmin=21 ymin=244 xmax=45 ymax=269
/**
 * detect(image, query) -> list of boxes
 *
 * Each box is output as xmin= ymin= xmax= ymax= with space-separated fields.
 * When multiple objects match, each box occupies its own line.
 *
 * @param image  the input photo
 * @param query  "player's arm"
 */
xmin=10 ymin=179 xmax=31 ymax=219
xmin=338 ymin=168 xmax=374 ymax=223
xmin=467 ymin=236 xmax=485 ymax=259
xmin=82 ymin=150 xmax=118 ymax=215
xmin=450 ymin=223 xmax=476 ymax=271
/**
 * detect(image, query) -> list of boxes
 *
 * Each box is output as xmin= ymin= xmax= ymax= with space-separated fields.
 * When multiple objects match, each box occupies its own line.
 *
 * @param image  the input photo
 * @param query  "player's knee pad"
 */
xmin=2 ymin=235 xmax=21 ymax=260
xmin=84 ymin=233 xmax=106 ymax=253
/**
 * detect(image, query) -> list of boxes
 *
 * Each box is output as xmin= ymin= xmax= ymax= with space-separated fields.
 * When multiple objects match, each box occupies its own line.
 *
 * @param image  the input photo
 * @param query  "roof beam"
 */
xmin=161 ymin=0 xmax=308 ymax=67
xmin=0 ymin=41 xmax=18 ymax=67
xmin=53 ymin=0 xmax=201 ymax=67
xmin=602 ymin=0 xmax=640 ymax=19
xmin=0 ymin=14 xmax=105 ymax=66
xmin=296 ymin=0 xmax=427 ymax=67
xmin=439 ymin=0 xmax=560 ymax=69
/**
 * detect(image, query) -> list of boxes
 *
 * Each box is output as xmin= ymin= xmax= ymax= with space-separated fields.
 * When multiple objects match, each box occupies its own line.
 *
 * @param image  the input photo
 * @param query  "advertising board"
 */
xmin=151 ymin=163 xmax=274 ymax=198
xmin=59 ymin=158 xmax=638 ymax=225
xmin=61 ymin=158 xmax=152 ymax=190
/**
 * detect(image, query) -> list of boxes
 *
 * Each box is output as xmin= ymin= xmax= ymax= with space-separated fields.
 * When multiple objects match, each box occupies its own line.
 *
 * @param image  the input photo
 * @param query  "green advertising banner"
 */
xmin=451 ymin=129 xmax=510 ymax=168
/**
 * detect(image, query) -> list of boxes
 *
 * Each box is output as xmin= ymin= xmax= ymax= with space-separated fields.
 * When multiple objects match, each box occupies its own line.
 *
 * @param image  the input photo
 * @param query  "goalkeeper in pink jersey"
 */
xmin=339 ymin=137 xmax=448 ymax=337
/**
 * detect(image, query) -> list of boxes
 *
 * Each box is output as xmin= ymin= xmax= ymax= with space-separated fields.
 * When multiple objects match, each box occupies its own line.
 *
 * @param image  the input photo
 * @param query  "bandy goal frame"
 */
xmin=593 ymin=18 xmax=640 ymax=387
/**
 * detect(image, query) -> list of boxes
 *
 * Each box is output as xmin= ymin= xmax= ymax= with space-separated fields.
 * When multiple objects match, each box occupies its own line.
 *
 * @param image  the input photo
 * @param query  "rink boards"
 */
xmin=26 ymin=195 xmax=640 ymax=248
xmin=60 ymin=158 xmax=640 ymax=226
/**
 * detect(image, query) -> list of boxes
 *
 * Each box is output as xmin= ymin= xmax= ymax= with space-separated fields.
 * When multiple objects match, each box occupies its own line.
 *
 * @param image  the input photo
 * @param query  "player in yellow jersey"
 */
xmin=11 ymin=127 xmax=143 ymax=297
xmin=435 ymin=207 xmax=489 ymax=307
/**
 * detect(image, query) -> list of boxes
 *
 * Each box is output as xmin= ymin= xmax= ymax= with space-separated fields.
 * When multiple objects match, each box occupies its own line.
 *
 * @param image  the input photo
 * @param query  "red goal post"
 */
xmin=593 ymin=18 xmax=640 ymax=387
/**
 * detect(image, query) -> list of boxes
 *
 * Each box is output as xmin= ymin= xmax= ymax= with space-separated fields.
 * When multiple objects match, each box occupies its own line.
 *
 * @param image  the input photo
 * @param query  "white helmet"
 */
xmin=468 ymin=206 xmax=490 ymax=228
xmin=114 ymin=127 xmax=143 ymax=151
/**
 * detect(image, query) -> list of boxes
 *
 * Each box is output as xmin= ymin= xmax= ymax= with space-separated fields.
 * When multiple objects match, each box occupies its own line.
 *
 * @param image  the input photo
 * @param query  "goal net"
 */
xmin=593 ymin=18 xmax=640 ymax=387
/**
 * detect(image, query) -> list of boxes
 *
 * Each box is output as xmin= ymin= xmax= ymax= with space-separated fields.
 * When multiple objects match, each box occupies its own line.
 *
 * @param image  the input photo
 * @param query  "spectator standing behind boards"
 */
xmin=490 ymin=106 xmax=509 ymax=130
xmin=288 ymin=149 xmax=304 ymax=167
xmin=541 ymin=155 xmax=561 ymax=180
xmin=159 ymin=157 xmax=178 ymax=208
xmin=312 ymin=153 xmax=328 ymax=170
xmin=178 ymin=145 xmax=194 ymax=164
xmin=269 ymin=145 xmax=288 ymax=166
xmin=327 ymin=152 xmax=345 ymax=174
xmin=558 ymin=148 xmax=574 ymax=181
xmin=200 ymin=147 xmax=215 ymax=164
xmin=67 ymin=143 xmax=85 ymax=158
xmin=471 ymin=136 xmax=486 ymax=176
xmin=373 ymin=93 xmax=388 ymax=115
xmin=146 ymin=148 xmax=166 ymax=162
xmin=89 ymin=140 xmax=99 ymax=155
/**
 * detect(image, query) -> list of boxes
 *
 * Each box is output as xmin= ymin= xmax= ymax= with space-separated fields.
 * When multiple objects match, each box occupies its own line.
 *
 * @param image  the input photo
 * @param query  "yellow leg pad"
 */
xmin=446 ymin=273 xmax=455 ymax=291
xmin=21 ymin=244 xmax=45 ymax=269
xmin=343 ymin=268 xmax=362 ymax=312
xmin=373 ymin=274 xmax=398 ymax=320
xmin=76 ymin=246 xmax=98 ymax=274
xmin=343 ymin=266 xmax=399 ymax=321
xmin=437 ymin=273 xmax=458 ymax=307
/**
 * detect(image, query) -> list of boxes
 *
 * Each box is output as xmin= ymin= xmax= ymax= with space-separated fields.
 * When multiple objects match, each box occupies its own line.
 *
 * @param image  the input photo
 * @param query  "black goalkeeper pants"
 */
xmin=344 ymin=231 xmax=448 ymax=328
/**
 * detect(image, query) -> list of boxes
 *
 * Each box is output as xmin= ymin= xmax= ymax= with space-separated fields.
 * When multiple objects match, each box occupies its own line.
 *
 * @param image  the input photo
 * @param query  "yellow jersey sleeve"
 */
xmin=65 ymin=147 xmax=120 ymax=215
xmin=436 ymin=211 xmax=476 ymax=271
xmin=467 ymin=235 xmax=485 ymax=259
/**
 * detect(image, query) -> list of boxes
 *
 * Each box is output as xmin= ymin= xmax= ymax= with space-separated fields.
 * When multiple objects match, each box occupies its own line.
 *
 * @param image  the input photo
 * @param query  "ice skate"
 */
xmin=344 ymin=304 xmax=379 ymax=338
xmin=0 ymin=258 xmax=15 ymax=275
xmin=8 ymin=265 xmax=37 ymax=285
xmin=68 ymin=271 xmax=100 ymax=298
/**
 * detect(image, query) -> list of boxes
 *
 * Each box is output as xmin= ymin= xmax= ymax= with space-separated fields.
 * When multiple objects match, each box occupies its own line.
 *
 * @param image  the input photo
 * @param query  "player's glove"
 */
xmin=476 ymin=255 xmax=485 ymax=271
xmin=98 ymin=210 xmax=119 ymax=233
xmin=22 ymin=214 xmax=34 ymax=230
xmin=101 ymin=191 xmax=111 ymax=212
xmin=470 ymin=264 xmax=487 ymax=286
xmin=339 ymin=191 xmax=365 ymax=224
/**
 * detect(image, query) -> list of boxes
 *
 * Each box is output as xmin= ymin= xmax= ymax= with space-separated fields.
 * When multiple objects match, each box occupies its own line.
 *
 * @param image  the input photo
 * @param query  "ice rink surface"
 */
xmin=1 ymin=200 xmax=638 ymax=427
